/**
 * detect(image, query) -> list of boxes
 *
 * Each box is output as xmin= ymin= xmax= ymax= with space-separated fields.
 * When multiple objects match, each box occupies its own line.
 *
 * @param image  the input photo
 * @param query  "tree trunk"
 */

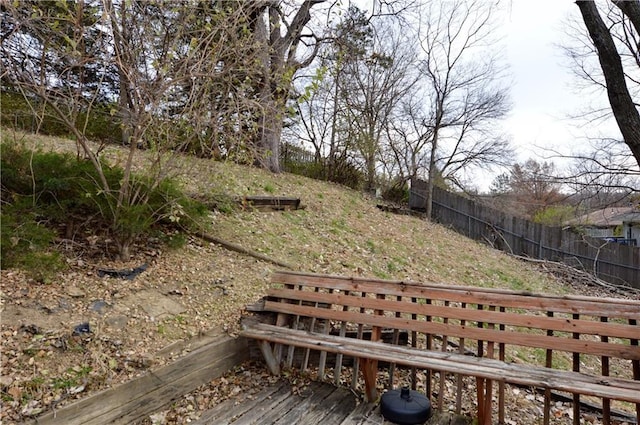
xmin=263 ymin=100 xmax=283 ymax=173
xmin=254 ymin=1 xmax=322 ymax=174
xmin=612 ymin=1 xmax=640 ymax=35
xmin=426 ymin=130 xmax=438 ymax=220
xmin=254 ymin=5 xmax=283 ymax=173
xmin=576 ymin=1 xmax=640 ymax=167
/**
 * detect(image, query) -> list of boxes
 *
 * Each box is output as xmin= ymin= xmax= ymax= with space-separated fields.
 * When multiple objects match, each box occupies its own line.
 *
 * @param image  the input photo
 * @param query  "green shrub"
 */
xmin=1 ymin=90 xmax=121 ymax=142
xmin=283 ymin=159 xmax=325 ymax=180
xmin=162 ymin=232 xmax=188 ymax=249
xmin=381 ymin=180 xmax=409 ymax=204
xmin=1 ymin=141 xmax=208 ymax=268
xmin=283 ymin=158 xmax=364 ymax=190
xmin=210 ymin=193 xmax=237 ymax=214
xmin=0 ymin=204 xmax=64 ymax=282
xmin=532 ymin=205 xmax=575 ymax=226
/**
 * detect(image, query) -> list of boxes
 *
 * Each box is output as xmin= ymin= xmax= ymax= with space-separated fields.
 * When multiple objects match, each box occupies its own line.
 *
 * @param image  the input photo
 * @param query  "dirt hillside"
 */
xmin=0 ymin=128 xmax=625 ymax=424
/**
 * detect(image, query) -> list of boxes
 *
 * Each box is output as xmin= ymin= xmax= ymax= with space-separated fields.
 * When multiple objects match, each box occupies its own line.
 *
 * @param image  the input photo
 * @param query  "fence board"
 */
xmin=413 ymin=185 xmax=640 ymax=288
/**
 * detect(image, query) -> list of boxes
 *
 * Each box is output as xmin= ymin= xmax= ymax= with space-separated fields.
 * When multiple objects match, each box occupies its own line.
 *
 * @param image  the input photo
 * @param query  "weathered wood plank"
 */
xmin=31 ymin=333 xmax=248 ymax=425
xmin=191 ymin=382 xmax=289 ymax=424
xmin=240 ymin=323 xmax=640 ymax=403
xmin=258 ymin=340 xmax=281 ymax=375
xmin=267 ymin=287 xmax=640 ymax=339
xmin=295 ymin=383 xmax=357 ymax=424
xmin=197 ymin=381 xmax=361 ymax=425
xmin=338 ymin=400 xmax=377 ymax=425
xmin=242 ymin=196 xmax=301 ymax=211
xmin=271 ymin=382 xmax=336 ymax=425
xmin=215 ymin=383 xmax=294 ymax=425
xmin=311 ymin=388 xmax=359 ymax=424
xmin=262 ymin=301 xmax=640 ymax=360
xmin=271 ymin=271 xmax=640 ymax=315
xmin=230 ymin=382 xmax=318 ymax=424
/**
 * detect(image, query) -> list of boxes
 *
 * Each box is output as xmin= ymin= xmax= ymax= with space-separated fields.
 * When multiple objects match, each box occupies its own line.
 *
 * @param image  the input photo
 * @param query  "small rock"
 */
xmin=106 ymin=315 xmax=129 ymax=330
xmin=90 ymin=300 xmax=108 ymax=314
xmin=66 ymin=286 xmax=85 ymax=298
xmin=0 ymin=376 xmax=14 ymax=387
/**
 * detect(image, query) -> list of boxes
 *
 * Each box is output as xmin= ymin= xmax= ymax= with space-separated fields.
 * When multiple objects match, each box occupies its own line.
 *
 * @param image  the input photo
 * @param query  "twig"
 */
xmin=511 ymin=254 xmax=640 ymax=297
xmin=194 ymin=231 xmax=294 ymax=270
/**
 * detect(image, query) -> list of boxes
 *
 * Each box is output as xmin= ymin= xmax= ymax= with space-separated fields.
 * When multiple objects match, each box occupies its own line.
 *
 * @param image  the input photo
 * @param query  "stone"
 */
xmin=105 ymin=315 xmax=129 ymax=330
xmin=123 ymin=290 xmax=186 ymax=320
xmin=66 ymin=285 xmax=85 ymax=298
xmin=90 ymin=300 xmax=108 ymax=314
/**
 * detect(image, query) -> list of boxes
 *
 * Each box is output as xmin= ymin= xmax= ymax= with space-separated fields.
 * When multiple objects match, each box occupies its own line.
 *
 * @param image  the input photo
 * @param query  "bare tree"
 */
xmin=250 ymin=0 xmax=326 ymax=173
xmin=561 ymin=137 xmax=639 ymax=207
xmin=289 ymin=4 xmax=417 ymax=188
xmin=490 ymin=159 xmax=564 ymax=219
xmin=339 ymin=15 xmax=419 ymax=191
xmin=575 ymin=0 xmax=640 ymax=167
xmin=382 ymin=90 xmax=433 ymax=184
xmin=1 ymin=1 xmax=262 ymax=259
xmin=415 ymin=0 xmax=512 ymax=217
xmin=286 ymin=5 xmax=371 ymax=182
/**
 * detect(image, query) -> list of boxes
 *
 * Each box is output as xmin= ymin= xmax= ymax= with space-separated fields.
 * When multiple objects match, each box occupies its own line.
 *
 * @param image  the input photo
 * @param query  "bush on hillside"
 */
xmin=380 ymin=178 xmax=409 ymax=204
xmin=1 ymin=141 xmax=208 ymax=275
xmin=1 ymin=90 xmax=121 ymax=143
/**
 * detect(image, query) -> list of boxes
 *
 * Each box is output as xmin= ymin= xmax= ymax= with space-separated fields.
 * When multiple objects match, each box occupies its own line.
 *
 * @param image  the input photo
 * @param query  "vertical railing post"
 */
xmin=425 ymin=298 xmax=433 ymax=399
xmin=476 ymin=304 xmax=487 ymax=424
xmin=572 ymin=313 xmax=581 ymax=425
xmin=630 ymin=318 xmax=639 ymax=424
xmin=543 ymin=311 xmax=554 ymax=425
xmin=456 ymin=302 xmax=467 ymax=415
xmin=411 ymin=297 xmax=418 ymax=391
xmin=438 ymin=301 xmax=450 ymax=412
xmin=600 ymin=316 xmax=611 ymax=424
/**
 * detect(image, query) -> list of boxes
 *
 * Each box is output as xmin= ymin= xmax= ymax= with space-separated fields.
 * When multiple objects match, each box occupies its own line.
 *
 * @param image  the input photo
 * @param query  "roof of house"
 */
xmin=566 ymin=207 xmax=640 ymax=228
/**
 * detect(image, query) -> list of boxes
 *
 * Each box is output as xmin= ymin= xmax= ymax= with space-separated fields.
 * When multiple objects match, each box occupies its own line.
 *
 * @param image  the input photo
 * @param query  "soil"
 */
xmin=1 ymin=128 xmax=638 ymax=425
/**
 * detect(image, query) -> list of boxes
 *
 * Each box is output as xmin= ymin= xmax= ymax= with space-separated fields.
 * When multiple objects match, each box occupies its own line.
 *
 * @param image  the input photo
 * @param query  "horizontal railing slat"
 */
xmin=266 ymin=287 xmax=640 ymax=340
xmin=272 ymin=272 xmax=640 ymax=318
xmin=240 ymin=323 xmax=640 ymax=404
xmin=263 ymin=300 xmax=640 ymax=360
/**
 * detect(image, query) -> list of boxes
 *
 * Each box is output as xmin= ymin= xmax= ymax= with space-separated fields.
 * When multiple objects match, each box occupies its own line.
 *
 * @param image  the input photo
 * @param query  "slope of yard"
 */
xmin=0 ymin=128 xmax=629 ymax=424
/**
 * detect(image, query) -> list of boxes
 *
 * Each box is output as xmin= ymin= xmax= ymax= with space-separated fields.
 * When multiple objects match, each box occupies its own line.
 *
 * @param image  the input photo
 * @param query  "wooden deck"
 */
xmin=191 ymin=380 xmax=378 ymax=424
xmin=191 ymin=380 xmax=468 ymax=425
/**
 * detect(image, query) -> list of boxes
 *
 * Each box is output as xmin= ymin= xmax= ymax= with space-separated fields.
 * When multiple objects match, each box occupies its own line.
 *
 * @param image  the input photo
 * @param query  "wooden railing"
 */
xmin=242 ymin=271 xmax=640 ymax=425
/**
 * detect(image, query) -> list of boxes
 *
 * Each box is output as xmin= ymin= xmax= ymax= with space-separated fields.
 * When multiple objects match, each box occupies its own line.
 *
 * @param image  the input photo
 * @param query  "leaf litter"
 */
xmin=1 ymin=131 xmax=637 ymax=425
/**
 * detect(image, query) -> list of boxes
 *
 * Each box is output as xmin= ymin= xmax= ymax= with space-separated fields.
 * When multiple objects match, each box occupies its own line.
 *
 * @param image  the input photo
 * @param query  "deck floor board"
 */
xmin=192 ymin=380 xmax=468 ymax=424
xmin=191 ymin=381 xmax=378 ymax=425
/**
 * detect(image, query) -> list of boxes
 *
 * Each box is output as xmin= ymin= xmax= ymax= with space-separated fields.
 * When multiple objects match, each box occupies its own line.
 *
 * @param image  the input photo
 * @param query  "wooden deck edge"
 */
xmin=30 ymin=333 xmax=249 ymax=425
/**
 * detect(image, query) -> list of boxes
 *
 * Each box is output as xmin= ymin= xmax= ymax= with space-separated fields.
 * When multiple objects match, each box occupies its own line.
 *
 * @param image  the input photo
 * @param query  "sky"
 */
xmin=498 ymin=0 xmax=619 ymax=172
xmin=347 ymin=1 xmax=623 ymax=191
xmin=455 ymin=0 xmax=626 ymax=191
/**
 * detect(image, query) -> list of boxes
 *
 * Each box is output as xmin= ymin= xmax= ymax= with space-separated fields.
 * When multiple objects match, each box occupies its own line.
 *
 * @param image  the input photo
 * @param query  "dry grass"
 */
xmin=0 ymin=127 xmax=608 ymax=424
xmin=1 ymin=126 xmax=565 ymax=293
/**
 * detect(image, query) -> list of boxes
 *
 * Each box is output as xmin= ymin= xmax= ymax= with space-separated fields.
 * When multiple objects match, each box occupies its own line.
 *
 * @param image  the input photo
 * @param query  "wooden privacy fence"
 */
xmin=412 ymin=184 xmax=639 ymax=288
